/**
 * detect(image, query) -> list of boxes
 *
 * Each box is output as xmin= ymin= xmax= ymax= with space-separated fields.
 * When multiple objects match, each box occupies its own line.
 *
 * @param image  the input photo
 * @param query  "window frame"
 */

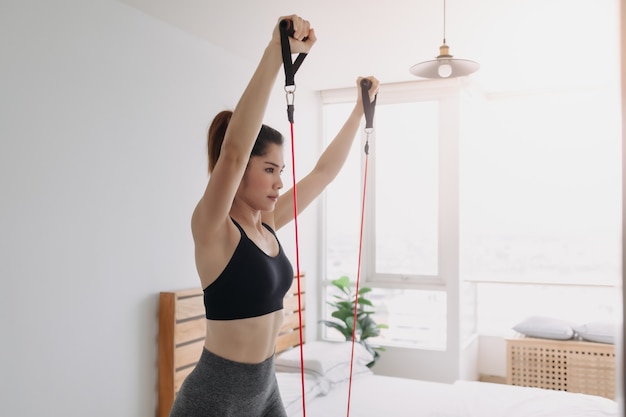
xmin=321 ymin=79 xmax=466 ymax=289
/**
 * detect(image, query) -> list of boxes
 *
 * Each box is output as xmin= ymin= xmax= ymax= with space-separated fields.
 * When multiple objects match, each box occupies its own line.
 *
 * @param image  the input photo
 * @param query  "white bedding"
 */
xmin=275 ymin=341 xmax=618 ymax=417
xmin=278 ymin=373 xmax=619 ymax=417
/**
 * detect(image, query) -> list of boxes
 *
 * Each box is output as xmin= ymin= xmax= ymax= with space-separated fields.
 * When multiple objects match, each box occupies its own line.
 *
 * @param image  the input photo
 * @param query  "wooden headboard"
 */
xmin=157 ymin=274 xmax=305 ymax=417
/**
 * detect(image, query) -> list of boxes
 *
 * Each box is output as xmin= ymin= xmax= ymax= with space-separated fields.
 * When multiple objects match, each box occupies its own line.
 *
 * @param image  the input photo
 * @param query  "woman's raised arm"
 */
xmin=193 ymin=16 xmax=316 ymax=242
xmin=273 ymin=76 xmax=379 ymax=231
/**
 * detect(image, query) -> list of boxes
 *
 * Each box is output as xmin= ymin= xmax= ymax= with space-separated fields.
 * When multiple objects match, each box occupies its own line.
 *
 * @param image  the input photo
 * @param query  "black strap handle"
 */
xmin=360 ymin=79 xmax=377 ymax=130
xmin=279 ymin=19 xmax=308 ymax=88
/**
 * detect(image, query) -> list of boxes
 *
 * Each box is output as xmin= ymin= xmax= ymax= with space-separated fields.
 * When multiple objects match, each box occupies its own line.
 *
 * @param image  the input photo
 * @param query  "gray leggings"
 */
xmin=168 ymin=348 xmax=288 ymax=417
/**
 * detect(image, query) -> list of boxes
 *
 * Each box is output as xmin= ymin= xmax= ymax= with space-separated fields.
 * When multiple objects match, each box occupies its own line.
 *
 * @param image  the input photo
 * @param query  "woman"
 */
xmin=169 ymin=14 xmax=379 ymax=417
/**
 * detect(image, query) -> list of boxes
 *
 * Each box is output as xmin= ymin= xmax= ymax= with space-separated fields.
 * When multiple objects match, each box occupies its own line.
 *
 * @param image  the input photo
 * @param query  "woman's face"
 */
xmin=238 ymin=143 xmax=285 ymax=212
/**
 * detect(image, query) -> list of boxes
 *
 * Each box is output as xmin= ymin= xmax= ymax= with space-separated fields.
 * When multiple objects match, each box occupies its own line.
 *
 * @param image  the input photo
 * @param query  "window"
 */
xmin=462 ymin=88 xmax=622 ymax=334
xmin=372 ymin=102 xmax=439 ymax=278
xmin=323 ymin=85 xmax=450 ymax=286
xmin=475 ymin=283 xmax=619 ymax=335
xmin=322 ymin=286 xmax=447 ymax=350
xmin=323 ymin=102 xmax=363 ymax=283
xmin=322 ymin=83 xmax=458 ymax=350
xmin=321 ymin=83 xmax=621 ymax=347
xmin=461 ymin=89 xmax=622 ymax=286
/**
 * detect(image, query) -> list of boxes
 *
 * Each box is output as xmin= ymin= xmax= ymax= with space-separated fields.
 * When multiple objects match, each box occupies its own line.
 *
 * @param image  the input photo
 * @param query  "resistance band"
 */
xmin=279 ymin=21 xmax=377 ymax=416
xmin=345 ymin=79 xmax=377 ymax=417
xmin=279 ymin=18 xmax=308 ymax=417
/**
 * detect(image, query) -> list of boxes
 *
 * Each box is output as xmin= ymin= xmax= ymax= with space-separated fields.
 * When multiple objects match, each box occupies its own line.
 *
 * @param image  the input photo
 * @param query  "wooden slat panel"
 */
xmin=175 ymin=318 xmax=206 ymax=345
xmin=158 ymin=293 xmax=176 ymax=417
xmin=277 ymin=274 xmax=305 ymax=354
xmin=159 ymin=274 xmax=306 ymax=416
xmin=287 ymin=276 xmax=305 ymax=295
xmin=174 ymin=288 xmax=203 ymax=299
xmin=280 ymin=310 xmax=303 ymax=333
xmin=175 ymin=339 xmax=205 ymax=370
xmin=276 ymin=330 xmax=305 ymax=354
xmin=175 ymin=295 xmax=204 ymax=321
xmin=283 ymin=295 xmax=305 ymax=313
xmin=174 ymin=365 xmax=196 ymax=393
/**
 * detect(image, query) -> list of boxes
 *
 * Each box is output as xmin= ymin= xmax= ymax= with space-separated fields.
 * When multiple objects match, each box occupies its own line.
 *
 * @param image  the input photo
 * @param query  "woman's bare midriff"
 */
xmin=203 ymin=309 xmax=284 ymax=364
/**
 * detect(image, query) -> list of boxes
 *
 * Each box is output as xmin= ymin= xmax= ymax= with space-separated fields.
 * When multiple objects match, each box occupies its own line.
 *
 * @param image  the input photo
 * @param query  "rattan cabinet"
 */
xmin=506 ymin=335 xmax=616 ymax=399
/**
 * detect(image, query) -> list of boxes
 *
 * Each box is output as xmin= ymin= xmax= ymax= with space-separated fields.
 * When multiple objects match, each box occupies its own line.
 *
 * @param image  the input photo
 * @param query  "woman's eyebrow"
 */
xmin=264 ymin=161 xmax=286 ymax=169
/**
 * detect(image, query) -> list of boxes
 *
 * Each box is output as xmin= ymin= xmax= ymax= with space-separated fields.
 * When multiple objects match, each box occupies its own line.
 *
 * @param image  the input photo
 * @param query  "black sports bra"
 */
xmin=203 ymin=219 xmax=294 ymax=320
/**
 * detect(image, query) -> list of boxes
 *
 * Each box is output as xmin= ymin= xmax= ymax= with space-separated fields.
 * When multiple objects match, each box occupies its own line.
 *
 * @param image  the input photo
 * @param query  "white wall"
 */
xmin=477 ymin=335 xmax=508 ymax=378
xmin=0 ymin=1 xmax=320 ymax=416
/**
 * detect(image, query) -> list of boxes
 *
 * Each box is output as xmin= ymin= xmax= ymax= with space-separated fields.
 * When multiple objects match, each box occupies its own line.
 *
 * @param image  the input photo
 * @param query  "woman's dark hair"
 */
xmin=207 ymin=110 xmax=284 ymax=174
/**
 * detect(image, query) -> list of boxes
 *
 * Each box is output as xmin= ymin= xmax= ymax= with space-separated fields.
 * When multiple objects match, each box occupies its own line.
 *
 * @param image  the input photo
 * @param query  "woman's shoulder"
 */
xmin=192 ymin=201 xmax=238 ymax=245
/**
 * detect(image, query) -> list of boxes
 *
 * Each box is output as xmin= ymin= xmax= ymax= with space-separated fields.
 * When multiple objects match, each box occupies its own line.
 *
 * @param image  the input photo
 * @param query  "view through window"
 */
xmin=322 ymin=85 xmax=621 ymax=348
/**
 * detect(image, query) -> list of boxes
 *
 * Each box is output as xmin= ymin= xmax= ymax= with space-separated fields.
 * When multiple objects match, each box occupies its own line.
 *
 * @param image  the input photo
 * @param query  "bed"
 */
xmin=275 ymin=340 xmax=619 ymax=417
xmin=158 ymin=276 xmax=619 ymax=417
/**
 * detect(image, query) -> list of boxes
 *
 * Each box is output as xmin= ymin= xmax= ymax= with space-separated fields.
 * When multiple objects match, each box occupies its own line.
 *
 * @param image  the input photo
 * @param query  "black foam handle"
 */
xmin=280 ymin=19 xmax=309 ymax=41
xmin=360 ymin=78 xmax=376 ymax=131
xmin=280 ymin=19 xmax=295 ymax=37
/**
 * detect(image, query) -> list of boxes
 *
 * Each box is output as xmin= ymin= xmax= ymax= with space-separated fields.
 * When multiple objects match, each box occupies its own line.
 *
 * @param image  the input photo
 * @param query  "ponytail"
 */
xmin=207 ymin=110 xmax=232 ymax=174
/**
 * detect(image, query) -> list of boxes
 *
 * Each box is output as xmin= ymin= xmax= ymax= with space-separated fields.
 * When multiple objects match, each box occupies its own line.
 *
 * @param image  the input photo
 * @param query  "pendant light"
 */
xmin=409 ymin=0 xmax=479 ymax=79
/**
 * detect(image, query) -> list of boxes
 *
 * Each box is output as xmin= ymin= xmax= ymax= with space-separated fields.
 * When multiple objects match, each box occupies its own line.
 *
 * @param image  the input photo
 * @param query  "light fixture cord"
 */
xmin=443 ymin=0 xmax=447 ymax=44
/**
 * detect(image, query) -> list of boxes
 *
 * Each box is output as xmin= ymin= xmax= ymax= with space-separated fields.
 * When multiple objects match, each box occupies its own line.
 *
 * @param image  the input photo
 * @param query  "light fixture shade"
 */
xmin=409 ymin=0 xmax=480 ymax=81
xmin=409 ymin=57 xmax=480 ymax=79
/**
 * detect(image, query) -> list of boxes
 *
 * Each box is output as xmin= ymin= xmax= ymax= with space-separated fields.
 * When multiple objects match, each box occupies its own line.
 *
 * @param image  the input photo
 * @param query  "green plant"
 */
xmin=320 ymin=276 xmax=388 ymax=367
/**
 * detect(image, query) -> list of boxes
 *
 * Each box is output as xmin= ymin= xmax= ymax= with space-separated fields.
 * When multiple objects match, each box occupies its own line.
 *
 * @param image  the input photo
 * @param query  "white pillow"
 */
xmin=276 ymin=371 xmax=329 ymax=414
xmin=321 ymin=362 xmax=372 ymax=385
xmin=512 ymin=316 xmax=575 ymax=340
xmin=275 ymin=341 xmax=374 ymax=377
xmin=574 ymin=321 xmax=616 ymax=344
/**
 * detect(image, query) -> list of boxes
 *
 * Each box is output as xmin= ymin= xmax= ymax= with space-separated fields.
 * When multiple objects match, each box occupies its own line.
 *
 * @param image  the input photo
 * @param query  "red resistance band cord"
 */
xmin=345 ymin=79 xmax=376 ymax=417
xmin=288 ymin=122 xmax=307 ymax=417
xmin=279 ymin=19 xmax=309 ymax=417
xmin=280 ymin=20 xmax=377 ymax=417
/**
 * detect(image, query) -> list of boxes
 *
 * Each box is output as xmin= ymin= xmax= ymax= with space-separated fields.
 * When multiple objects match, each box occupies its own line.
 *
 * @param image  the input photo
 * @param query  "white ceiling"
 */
xmin=118 ymin=0 xmax=620 ymax=92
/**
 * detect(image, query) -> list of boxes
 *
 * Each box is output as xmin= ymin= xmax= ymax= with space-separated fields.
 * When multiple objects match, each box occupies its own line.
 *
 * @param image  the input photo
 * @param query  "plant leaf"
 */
xmin=322 ymin=276 xmax=386 ymax=367
xmin=331 ymin=311 xmax=352 ymax=323
xmin=357 ymin=298 xmax=373 ymax=307
xmin=319 ymin=320 xmax=352 ymax=338
xmin=331 ymin=276 xmax=351 ymax=295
